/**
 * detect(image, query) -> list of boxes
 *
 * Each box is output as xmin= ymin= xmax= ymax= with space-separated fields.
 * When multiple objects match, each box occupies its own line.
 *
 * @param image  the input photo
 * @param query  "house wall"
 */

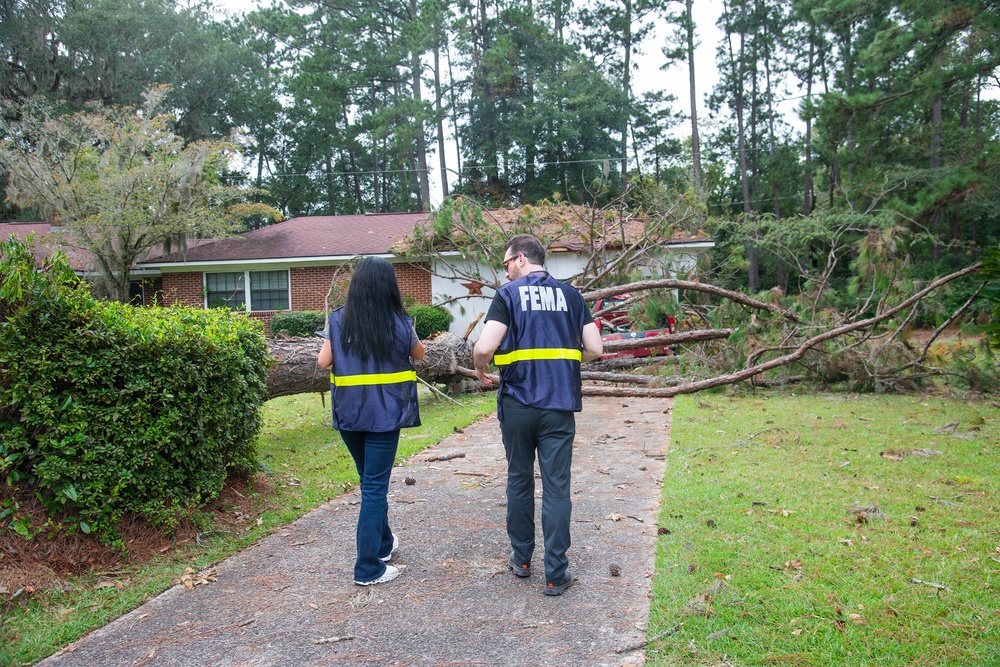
xmin=155 ymin=262 xmax=432 ymax=336
xmin=432 ymin=245 xmax=712 ymax=340
xmin=159 ymin=273 xmax=203 ymax=307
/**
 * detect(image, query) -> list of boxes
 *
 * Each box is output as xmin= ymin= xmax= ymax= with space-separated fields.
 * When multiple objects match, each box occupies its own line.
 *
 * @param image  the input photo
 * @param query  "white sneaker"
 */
xmin=355 ymin=564 xmax=400 ymax=586
xmin=379 ymin=534 xmax=399 ymax=562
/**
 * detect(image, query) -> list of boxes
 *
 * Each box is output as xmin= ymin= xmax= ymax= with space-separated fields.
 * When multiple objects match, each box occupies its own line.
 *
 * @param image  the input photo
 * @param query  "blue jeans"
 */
xmin=498 ymin=394 xmax=575 ymax=584
xmin=339 ymin=429 xmax=399 ymax=582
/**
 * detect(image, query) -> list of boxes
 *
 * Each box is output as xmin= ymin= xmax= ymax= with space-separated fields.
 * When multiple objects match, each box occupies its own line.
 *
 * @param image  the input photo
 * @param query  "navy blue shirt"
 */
xmin=327 ymin=308 xmax=421 ymax=432
xmin=485 ymin=271 xmax=593 ymax=413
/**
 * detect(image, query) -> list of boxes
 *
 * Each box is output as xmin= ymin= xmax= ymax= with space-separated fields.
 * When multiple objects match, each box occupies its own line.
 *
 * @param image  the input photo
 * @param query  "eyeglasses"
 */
xmin=502 ymin=253 xmax=522 ymax=272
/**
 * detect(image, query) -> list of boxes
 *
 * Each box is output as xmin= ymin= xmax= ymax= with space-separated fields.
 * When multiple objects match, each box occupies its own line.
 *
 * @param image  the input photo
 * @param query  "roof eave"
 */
xmin=137 ymin=251 xmax=443 ymax=270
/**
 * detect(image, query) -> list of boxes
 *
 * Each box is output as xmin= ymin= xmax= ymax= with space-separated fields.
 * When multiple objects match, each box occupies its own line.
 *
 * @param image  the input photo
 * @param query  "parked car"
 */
xmin=593 ymin=293 xmax=633 ymax=333
xmin=592 ymin=293 xmax=677 ymax=359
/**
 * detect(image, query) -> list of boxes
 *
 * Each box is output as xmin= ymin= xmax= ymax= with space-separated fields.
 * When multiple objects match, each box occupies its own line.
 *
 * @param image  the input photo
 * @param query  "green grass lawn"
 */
xmin=5 ymin=390 xmax=998 ymax=667
xmin=648 ymin=393 xmax=1000 ymax=667
xmin=1 ymin=390 xmax=497 ymax=667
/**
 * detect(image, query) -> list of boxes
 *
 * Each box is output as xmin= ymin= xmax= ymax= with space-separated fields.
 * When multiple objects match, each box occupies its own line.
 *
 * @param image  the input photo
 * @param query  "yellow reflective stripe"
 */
xmin=331 ymin=370 xmax=417 ymax=386
xmin=493 ymin=348 xmax=582 ymax=366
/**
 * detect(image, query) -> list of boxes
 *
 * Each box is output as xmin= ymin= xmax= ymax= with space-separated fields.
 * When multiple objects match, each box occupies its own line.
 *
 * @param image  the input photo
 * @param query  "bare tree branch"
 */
xmin=602 ymin=329 xmax=734 ymax=353
xmin=587 ymin=263 xmax=981 ymax=398
xmin=582 ymin=279 xmax=800 ymax=322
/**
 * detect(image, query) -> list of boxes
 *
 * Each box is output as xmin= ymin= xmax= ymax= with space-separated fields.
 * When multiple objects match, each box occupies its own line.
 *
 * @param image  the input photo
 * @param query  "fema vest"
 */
xmin=327 ymin=308 xmax=421 ymax=432
xmin=493 ymin=271 xmax=587 ymax=412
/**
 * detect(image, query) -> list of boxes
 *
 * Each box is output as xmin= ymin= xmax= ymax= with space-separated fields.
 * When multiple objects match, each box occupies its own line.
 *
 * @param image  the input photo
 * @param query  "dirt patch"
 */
xmin=0 ymin=473 xmax=274 ymax=598
xmin=905 ymin=325 xmax=967 ymax=346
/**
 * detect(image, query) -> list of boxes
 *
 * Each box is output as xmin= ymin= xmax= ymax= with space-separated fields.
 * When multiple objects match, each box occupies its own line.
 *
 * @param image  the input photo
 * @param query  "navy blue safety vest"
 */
xmin=493 ymin=271 xmax=588 ymax=413
xmin=327 ymin=308 xmax=421 ymax=432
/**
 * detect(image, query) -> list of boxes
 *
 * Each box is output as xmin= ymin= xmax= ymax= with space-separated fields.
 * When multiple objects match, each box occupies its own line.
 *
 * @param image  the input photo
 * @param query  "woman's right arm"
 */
xmin=317 ymin=339 xmax=333 ymax=369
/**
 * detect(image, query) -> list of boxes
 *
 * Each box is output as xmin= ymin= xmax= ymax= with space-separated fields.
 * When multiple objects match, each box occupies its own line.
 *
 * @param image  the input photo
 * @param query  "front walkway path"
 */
xmin=41 ymin=397 xmax=673 ymax=667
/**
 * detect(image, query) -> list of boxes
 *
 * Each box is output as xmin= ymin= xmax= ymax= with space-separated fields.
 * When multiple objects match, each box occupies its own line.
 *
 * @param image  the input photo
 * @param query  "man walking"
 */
xmin=473 ymin=234 xmax=603 ymax=596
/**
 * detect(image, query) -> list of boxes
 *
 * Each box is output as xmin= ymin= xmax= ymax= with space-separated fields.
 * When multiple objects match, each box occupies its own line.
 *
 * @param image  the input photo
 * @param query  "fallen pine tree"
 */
xmin=265 ymin=263 xmax=983 ymax=400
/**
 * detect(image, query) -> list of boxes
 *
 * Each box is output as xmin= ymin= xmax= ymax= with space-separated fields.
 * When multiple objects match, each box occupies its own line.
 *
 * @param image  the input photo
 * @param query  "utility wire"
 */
xmin=255 ymin=123 xmax=986 ymax=179
xmin=262 ymin=157 xmax=627 ymax=178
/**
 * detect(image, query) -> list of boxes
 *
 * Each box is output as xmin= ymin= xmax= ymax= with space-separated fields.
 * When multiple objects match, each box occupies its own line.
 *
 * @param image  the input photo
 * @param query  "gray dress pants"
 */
xmin=498 ymin=393 xmax=575 ymax=584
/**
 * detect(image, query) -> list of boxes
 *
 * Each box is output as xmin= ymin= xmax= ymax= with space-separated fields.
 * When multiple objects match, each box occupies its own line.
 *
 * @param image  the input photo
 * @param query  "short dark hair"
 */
xmin=505 ymin=234 xmax=546 ymax=266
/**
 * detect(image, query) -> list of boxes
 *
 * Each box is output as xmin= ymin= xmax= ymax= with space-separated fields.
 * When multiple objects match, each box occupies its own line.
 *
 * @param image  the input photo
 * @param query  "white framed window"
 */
xmin=204 ymin=270 xmax=289 ymax=312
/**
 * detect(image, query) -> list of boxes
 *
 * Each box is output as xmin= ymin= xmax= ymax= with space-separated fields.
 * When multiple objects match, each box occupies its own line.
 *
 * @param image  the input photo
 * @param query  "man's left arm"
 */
xmin=473 ymin=320 xmax=509 ymax=385
xmin=581 ymin=321 xmax=603 ymax=362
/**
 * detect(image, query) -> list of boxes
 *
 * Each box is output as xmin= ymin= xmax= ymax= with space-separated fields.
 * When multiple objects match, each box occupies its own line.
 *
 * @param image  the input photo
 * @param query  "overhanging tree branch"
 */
xmin=582 ymin=278 xmax=800 ymax=323
xmin=578 ymin=263 xmax=982 ymax=398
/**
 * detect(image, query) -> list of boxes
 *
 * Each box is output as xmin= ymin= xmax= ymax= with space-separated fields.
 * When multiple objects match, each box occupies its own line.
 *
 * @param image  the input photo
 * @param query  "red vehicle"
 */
xmin=593 ymin=293 xmax=633 ymax=334
xmin=592 ymin=293 xmax=677 ymax=360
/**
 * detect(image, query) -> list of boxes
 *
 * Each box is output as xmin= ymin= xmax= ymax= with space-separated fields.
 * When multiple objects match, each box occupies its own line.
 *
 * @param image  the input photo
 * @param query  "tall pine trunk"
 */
xmin=410 ymin=0 xmax=431 ymax=211
xmin=433 ymin=39 xmax=449 ymax=199
xmin=803 ymin=33 xmax=814 ymax=216
xmin=620 ymin=0 xmax=632 ymax=188
xmin=444 ymin=36 xmax=463 ymax=188
xmin=930 ymin=96 xmax=942 ymax=259
xmin=764 ymin=25 xmax=779 ymax=220
xmin=685 ymin=0 xmax=701 ymax=196
xmin=325 ymin=154 xmax=335 ymax=214
xmin=725 ymin=0 xmax=756 ymax=291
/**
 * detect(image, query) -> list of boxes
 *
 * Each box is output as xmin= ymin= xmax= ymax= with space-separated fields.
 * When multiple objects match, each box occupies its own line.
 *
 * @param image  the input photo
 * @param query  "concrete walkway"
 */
xmin=41 ymin=397 xmax=673 ymax=667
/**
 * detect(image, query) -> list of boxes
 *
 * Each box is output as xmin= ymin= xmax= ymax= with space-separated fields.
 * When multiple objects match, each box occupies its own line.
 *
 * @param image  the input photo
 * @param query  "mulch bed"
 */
xmin=0 ymin=474 xmax=274 ymax=599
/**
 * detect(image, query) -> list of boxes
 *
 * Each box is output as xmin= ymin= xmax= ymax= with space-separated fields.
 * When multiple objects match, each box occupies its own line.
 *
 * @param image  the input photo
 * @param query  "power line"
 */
xmin=262 ymin=157 xmax=628 ymax=179
xmin=255 ymin=123 xmax=987 ymax=180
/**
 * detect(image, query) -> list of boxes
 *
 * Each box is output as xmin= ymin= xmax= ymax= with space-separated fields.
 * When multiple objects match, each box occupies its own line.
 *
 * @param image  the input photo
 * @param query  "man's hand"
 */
xmin=473 ymin=320 xmax=509 ymax=386
xmin=475 ymin=365 xmax=493 ymax=386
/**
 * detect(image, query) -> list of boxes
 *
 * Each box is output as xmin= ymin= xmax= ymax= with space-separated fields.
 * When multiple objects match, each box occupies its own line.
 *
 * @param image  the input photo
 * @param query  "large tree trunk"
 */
xmin=264 ymin=330 xmax=728 ymax=400
xmin=266 ymin=337 xmax=327 ymax=398
xmin=410 ymin=0 xmax=431 ymax=211
xmin=266 ymin=334 xmax=476 ymax=400
xmin=263 ymin=264 xmax=980 ymax=401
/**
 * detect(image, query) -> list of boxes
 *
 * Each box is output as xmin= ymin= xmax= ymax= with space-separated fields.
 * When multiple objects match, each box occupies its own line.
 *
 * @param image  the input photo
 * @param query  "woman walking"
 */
xmin=317 ymin=257 xmax=425 ymax=585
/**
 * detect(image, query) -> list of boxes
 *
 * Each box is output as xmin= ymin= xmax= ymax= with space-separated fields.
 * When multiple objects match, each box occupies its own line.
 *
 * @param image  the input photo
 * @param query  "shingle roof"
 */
xmin=0 ymin=222 xmax=91 ymax=271
xmin=146 ymin=213 xmax=429 ymax=264
xmin=137 ymin=206 xmax=711 ymax=267
xmin=482 ymin=205 xmax=710 ymax=250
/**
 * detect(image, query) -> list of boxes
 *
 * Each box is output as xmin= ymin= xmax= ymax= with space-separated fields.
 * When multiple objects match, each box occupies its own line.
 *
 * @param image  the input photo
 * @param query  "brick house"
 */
xmin=135 ymin=213 xmax=432 ymax=335
xmin=9 ymin=209 xmax=714 ymax=338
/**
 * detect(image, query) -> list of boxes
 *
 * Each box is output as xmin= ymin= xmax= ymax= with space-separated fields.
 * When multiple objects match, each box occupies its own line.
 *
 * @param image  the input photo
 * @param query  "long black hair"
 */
xmin=340 ymin=256 xmax=407 ymax=361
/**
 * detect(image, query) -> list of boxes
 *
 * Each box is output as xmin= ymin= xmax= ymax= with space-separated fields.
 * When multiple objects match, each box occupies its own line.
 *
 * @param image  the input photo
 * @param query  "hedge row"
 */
xmin=269 ymin=310 xmax=325 ymax=338
xmin=407 ymin=305 xmax=454 ymax=340
xmin=270 ymin=305 xmax=453 ymax=340
xmin=0 ymin=237 xmax=270 ymax=543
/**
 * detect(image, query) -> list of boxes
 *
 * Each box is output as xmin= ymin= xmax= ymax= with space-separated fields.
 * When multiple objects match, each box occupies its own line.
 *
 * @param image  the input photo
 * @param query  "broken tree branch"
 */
xmin=583 ymin=279 xmax=800 ymax=323
xmin=601 ymin=329 xmax=734 ymax=352
xmin=577 ymin=263 xmax=982 ymax=398
xmin=581 ymin=371 xmax=658 ymax=384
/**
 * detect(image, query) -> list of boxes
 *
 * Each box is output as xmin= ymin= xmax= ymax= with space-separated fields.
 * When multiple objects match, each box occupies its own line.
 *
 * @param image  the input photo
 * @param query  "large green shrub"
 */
xmin=269 ymin=310 xmax=325 ymax=338
xmin=0 ymin=236 xmax=269 ymax=543
xmin=407 ymin=305 xmax=453 ymax=339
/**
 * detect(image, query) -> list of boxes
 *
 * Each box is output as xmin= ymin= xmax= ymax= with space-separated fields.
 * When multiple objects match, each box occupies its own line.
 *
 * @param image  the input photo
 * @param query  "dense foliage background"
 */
xmin=2 ymin=0 xmax=998 ymax=302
